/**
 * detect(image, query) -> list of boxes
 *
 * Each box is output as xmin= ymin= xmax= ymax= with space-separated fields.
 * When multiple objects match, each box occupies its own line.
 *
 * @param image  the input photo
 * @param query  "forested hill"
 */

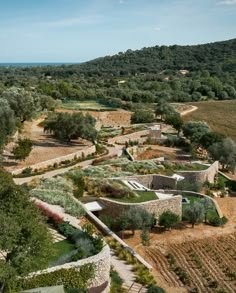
xmin=78 ymin=38 xmax=236 ymax=76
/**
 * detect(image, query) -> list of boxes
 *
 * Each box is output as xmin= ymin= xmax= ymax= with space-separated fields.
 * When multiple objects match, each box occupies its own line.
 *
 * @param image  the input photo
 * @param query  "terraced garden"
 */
xmin=147 ymin=233 xmax=236 ymax=292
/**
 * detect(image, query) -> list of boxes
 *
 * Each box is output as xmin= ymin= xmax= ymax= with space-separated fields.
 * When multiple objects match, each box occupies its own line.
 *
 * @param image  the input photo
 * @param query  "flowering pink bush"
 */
xmin=35 ymin=202 xmax=64 ymax=226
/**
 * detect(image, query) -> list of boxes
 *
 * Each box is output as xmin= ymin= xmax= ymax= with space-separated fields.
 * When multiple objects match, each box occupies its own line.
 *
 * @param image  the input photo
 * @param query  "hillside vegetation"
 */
xmin=79 ymin=38 xmax=236 ymax=75
xmin=1 ymin=39 xmax=236 ymax=149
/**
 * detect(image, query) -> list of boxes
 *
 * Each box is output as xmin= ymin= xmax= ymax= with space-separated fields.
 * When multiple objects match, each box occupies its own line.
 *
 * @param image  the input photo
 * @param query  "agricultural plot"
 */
xmin=147 ymin=233 xmax=236 ymax=292
xmin=183 ymin=100 xmax=236 ymax=141
xmin=59 ymin=100 xmax=116 ymax=111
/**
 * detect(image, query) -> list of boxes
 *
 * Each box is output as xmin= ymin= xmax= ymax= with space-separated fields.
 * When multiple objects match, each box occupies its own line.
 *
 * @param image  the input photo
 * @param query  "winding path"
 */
xmin=13 ymin=145 xmax=123 ymax=185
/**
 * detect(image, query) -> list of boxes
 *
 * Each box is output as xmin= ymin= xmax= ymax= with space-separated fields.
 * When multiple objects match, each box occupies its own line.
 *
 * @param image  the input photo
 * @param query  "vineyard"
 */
xmin=147 ymin=233 xmax=236 ymax=293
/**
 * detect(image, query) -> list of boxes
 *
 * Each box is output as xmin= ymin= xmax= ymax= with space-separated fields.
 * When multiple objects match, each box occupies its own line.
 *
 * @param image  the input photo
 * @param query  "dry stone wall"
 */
xmin=12 ymin=145 xmax=96 ymax=175
xmin=29 ymin=244 xmax=110 ymax=293
xmin=176 ymin=161 xmax=219 ymax=185
xmin=99 ymin=196 xmax=182 ymax=220
xmin=117 ymin=174 xmax=177 ymax=190
xmin=108 ymin=130 xmax=149 ymax=145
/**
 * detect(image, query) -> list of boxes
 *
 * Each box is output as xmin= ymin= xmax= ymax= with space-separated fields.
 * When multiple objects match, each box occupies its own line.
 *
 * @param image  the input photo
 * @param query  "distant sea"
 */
xmin=0 ymin=62 xmax=80 ymax=67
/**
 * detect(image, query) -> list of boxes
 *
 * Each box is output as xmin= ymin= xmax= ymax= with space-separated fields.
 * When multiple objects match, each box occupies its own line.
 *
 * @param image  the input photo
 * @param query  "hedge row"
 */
xmin=17 ymin=265 xmax=95 ymax=292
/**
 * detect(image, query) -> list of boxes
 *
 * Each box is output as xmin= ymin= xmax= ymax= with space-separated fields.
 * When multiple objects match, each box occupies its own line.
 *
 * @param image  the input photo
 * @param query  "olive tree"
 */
xmin=184 ymin=202 xmax=204 ymax=228
xmin=182 ymin=121 xmax=210 ymax=144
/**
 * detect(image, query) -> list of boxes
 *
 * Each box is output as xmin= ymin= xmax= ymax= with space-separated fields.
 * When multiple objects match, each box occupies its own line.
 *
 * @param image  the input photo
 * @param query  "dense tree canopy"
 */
xmin=131 ymin=109 xmax=155 ymax=124
xmin=0 ymin=169 xmax=54 ymax=292
xmin=208 ymin=138 xmax=236 ymax=171
xmin=0 ymin=99 xmax=16 ymax=150
xmin=44 ymin=112 xmax=97 ymax=143
xmin=0 ymin=38 xmax=235 ymax=154
xmin=182 ymin=121 xmax=210 ymax=144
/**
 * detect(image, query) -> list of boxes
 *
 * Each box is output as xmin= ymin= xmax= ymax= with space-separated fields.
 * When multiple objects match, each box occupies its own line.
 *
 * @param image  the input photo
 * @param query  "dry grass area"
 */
xmin=183 ymin=100 xmax=236 ymax=141
xmin=124 ymin=197 xmax=236 ymax=293
xmin=135 ymin=145 xmax=188 ymax=161
xmin=4 ymin=117 xmax=91 ymax=172
xmin=136 ymin=148 xmax=176 ymax=161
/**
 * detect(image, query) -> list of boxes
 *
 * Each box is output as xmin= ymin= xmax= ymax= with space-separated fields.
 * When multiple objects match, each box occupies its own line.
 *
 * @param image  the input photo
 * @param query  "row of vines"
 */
xmin=147 ymin=233 xmax=236 ymax=293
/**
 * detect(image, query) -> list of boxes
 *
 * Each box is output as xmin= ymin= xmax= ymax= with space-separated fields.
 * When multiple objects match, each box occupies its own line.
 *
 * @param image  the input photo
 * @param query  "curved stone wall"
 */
xmin=165 ymin=190 xmax=223 ymax=218
xmin=176 ymin=161 xmax=219 ymax=185
xmin=99 ymin=196 xmax=182 ymax=220
xmin=30 ymin=244 xmax=110 ymax=293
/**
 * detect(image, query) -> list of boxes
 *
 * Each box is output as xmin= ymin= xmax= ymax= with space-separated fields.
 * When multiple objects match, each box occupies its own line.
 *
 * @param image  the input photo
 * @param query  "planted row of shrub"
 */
xmin=16 ymin=265 xmax=95 ymax=292
xmin=106 ymin=237 xmax=156 ymax=287
xmin=14 ymin=146 xmax=108 ymax=178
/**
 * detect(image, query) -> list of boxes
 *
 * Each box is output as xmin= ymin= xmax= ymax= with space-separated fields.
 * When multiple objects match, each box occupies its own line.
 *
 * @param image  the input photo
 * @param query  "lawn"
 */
xmin=183 ymin=100 xmax=236 ymax=141
xmin=182 ymin=194 xmax=218 ymax=218
xmin=110 ymin=191 xmax=158 ymax=203
xmin=50 ymin=240 xmax=75 ymax=263
xmin=60 ymin=100 xmax=116 ymax=111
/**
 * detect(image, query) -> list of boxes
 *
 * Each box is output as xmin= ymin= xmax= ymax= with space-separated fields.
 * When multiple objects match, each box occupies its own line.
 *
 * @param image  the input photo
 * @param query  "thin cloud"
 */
xmin=217 ymin=0 xmax=236 ymax=5
xmin=154 ymin=27 xmax=161 ymax=31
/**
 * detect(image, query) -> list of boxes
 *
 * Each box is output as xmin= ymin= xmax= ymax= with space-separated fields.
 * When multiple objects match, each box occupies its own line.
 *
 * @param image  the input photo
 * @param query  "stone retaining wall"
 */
xmin=165 ymin=190 xmax=223 ymax=218
xmin=30 ymin=244 xmax=110 ymax=293
xmin=11 ymin=145 xmax=96 ymax=175
xmin=108 ymin=130 xmax=149 ymax=145
xmin=83 ymin=204 xmax=153 ymax=270
xmin=116 ymin=174 xmax=177 ymax=190
xmin=99 ymin=196 xmax=182 ymax=220
xmin=176 ymin=161 xmax=219 ymax=185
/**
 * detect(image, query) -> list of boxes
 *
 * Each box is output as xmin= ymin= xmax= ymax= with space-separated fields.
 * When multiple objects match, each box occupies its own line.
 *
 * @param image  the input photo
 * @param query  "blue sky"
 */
xmin=0 ymin=0 xmax=236 ymax=62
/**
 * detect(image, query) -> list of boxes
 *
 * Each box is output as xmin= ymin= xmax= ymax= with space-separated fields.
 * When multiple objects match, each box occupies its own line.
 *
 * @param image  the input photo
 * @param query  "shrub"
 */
xmin=31 ymin=177 xmax=85 ymax=217
xmin=99 ymin=215 xmax=115 ymax=229
xmin=58 ymin=221 xmax=77 ymax=238
xmin=110 ymin=269 xmax=124 ymax=293
xmin=36 ymin=202 xmax=64 ymax=227
xmin=100 ymin=184 xmax=127 ymax=198
xmin=208 ymin=215 xmax=228 ymax=226
xmin=16 ymin=265 xmax=95 ymax=291
xmin=147 ymin=285 xmax=166 ymax=293
xmin=158 ymin=211 xmax=179 ymax=230
xmin=12 ymin=138 xmax=33 ymax=161
xmin=22 ymin=167 xmax=32 ymax=175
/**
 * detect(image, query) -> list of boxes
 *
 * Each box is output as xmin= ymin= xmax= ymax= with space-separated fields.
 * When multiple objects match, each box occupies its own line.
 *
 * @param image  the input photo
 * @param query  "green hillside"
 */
xmin=78 ymin=38 xmax=236 ymax=76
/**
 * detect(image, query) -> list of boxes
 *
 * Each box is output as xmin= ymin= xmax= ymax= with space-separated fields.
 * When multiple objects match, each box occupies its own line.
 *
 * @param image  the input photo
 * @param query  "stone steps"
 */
xmin=123 ymin=281 xmax=148 ymax=293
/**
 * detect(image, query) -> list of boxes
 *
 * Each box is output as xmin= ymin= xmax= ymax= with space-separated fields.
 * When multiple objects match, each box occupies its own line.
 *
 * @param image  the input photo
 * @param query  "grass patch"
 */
xmin=50 ymin=240 xmax=75 ymax=262
xmin=182 ymin=195 xmax=218 ymax=217
xmin=183 ymin=100 xmax=236 ymax=142
xmin=60 ymin=100 xmax=116 ymax=111
xmin=109 ymin=191 xmax=158 ymax=203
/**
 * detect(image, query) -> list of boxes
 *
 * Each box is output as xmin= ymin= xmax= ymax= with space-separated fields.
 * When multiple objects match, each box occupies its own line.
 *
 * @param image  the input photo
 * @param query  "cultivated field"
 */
xmin=147 ymin=234 xmax=236 ymax=293
xmin=124 ymin=196 xmax=236 ymax=293
xmin=59 ymin=100 xmax=115 ymax=111
xmin=183 ymin=100 xmax=236 ymax=141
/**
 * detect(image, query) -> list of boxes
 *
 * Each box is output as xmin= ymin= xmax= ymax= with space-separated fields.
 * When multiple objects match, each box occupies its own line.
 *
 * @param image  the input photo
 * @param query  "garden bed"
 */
xmin=110 ymin=191 xmax=158 ymax=203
